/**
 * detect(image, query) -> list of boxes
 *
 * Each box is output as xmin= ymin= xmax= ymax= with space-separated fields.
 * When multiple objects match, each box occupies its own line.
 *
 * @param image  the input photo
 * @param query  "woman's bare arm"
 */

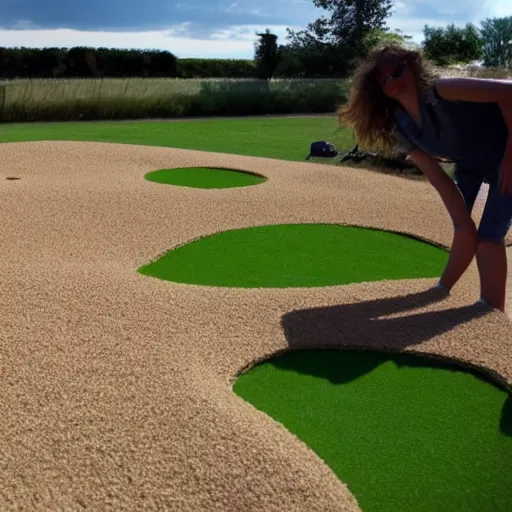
xmin=408 ymin=149 xmax=476 ymax=234
xmin=408 ymin=149 xmax=478 ymax=290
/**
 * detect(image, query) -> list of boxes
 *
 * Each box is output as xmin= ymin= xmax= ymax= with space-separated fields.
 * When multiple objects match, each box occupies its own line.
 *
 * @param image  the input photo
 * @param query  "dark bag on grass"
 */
xmin=306 ymin=141 xmax=339 ymax=160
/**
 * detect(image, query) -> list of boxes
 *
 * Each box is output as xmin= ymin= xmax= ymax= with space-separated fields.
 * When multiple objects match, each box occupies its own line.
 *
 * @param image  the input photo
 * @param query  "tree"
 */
xmin=284 ymin=0 xmax=395 ymax=76
xmin=307 ymin=0 xmax=394 ymax=47
xmin=254 ymin=29 xmax=280 ymax=79
xmin=422 ymin=23 xmax=483 ymax=66
xmin=362 ymin=27 xmax=416 ymax=52
xmin=64 ymin=47 xmax=97 ymax=77
xmin=146 ymin=50 xmax=178 ymax=77
xmin=479 ymin=17 xmax=512 ymax=67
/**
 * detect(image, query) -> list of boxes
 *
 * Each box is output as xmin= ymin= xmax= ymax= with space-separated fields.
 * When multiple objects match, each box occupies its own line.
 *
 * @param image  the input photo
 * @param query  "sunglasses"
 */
xmin=380 ymin=59 xmax=408 ymax=85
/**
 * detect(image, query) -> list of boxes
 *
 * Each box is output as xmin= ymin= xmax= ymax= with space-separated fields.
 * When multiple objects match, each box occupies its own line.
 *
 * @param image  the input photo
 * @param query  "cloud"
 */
xmin=393 ymin=1 xmax=413 ymax=17
xmin=386 ymin=0 xmax=511 ymax=43
xmin=8 ymin=19 xmax=43 ymax=30
xmin=0 ymin=0 xmax=511 ymax=59
xmin=0 ymin=0 xmax=302 ymax=32
xmin=0 ymin=24 xmax=298 ymax=59
xmin=208 ymin=24 xmax=292 ymax=41
xmin=485 ymin=0 xmax=512 ymax=19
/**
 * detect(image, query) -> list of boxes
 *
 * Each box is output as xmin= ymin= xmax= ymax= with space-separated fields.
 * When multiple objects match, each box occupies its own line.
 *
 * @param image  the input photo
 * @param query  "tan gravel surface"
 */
xmin=1 ymin=141 xmax=511 ymax=511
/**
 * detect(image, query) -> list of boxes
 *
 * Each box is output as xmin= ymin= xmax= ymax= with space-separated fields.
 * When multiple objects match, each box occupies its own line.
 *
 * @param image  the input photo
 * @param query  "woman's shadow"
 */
xmin=280 ymin=287 xmax=495 ymax=359
xmin=278 ymin=286 xmax=512 ymax=436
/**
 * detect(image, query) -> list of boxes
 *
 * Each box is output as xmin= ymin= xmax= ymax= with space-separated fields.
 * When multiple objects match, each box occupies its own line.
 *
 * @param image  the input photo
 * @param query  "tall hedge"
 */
xmin=0 ymin=47 xmax=261 ymax=79
xmin=0 ymin=47 xmax=179 ymax=79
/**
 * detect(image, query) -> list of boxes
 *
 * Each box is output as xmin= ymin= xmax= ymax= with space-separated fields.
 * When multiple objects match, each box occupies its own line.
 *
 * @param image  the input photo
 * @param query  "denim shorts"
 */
xmin=454 ymin=166 xmax=512 ymax=243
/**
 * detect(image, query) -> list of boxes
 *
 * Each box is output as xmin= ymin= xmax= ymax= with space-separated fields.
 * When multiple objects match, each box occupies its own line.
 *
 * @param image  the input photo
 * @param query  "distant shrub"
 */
xmin=177 ymin=59 xmax=257 ymax=78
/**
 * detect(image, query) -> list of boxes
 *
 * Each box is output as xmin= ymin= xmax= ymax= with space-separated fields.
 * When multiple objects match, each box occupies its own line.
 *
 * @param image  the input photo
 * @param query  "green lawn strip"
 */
xmin=138 ymin=224 xmax=448 ymax=287
xmin=144 ymin=167 xmax=266 ymax=188
xmin=0 ymin=117 xmax=353 ymax=162
xmin=233 ymin=349 xmax=512 ymax=512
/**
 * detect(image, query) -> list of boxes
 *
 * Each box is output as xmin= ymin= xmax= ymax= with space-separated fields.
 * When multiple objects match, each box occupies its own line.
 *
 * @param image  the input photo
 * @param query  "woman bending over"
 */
xmin=338 ymin=45 xmax=512 ymax=312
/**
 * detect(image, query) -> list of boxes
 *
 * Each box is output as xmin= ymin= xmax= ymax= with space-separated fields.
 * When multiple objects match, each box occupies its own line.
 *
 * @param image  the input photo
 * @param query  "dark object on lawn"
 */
xmin=306 ymin=142 xmax=390 ymax=164
xmin=306 ymin=141 xmax=340 ymax=160
xmin=305 ymin=141 xmax=457 ymax=177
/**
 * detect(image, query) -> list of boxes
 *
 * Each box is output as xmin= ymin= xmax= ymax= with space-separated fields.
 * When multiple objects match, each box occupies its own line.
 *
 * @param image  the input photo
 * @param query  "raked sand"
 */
xmin=1 ymin=141 xmax=511 ymax=511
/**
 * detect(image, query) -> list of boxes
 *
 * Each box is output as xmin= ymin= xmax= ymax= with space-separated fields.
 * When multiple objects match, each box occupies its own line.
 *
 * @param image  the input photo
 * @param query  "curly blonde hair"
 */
xmin=337 ymin=44 xmax=439 ymax=156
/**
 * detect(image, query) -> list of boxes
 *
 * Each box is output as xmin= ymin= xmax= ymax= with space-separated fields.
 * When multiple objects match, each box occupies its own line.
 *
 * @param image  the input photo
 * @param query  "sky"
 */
xmin=0 ymin=0 xmax=511 ymax=59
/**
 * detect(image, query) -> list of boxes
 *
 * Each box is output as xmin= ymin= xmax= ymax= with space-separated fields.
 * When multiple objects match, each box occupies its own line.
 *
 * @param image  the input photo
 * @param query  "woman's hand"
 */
xmin=439 ymin=224 xmax=478 ymax=290
xmin=452 ymin=210 xmax=477 ymax=236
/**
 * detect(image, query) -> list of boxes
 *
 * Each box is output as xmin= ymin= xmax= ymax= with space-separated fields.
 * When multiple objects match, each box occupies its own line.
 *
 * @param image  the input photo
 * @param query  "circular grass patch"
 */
xmin=138 ymin=224 xmax=448 ymax=287
xmin=144 ymin=167 xmax=266 ymax=189
xmin=233 ymin=349 xmax=512 ymax=512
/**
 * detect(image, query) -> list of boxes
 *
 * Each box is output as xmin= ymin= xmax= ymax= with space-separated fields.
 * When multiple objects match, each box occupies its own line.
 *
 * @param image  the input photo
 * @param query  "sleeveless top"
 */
xmin=393 ymin=86 xmax=508 ymax=171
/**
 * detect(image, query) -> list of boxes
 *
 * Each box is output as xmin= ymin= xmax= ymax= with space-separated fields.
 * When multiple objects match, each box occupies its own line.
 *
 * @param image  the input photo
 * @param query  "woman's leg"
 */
xmin=476 ymin=240 xmax=507 ymax=311
xmin=475 ymin=174 xmax=512 ymax=312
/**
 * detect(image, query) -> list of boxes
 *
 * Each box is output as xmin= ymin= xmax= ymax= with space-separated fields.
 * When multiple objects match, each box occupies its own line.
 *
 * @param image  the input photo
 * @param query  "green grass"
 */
xmin=144 ymin=167 xmax=266 ymax=188
xmin=233 ymin=349 xmax=512 ymax=512
xmin=138 ymin=224 xmax=448 ymax=287
xmin=0 ymin=116 xmax=353 ymax=162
